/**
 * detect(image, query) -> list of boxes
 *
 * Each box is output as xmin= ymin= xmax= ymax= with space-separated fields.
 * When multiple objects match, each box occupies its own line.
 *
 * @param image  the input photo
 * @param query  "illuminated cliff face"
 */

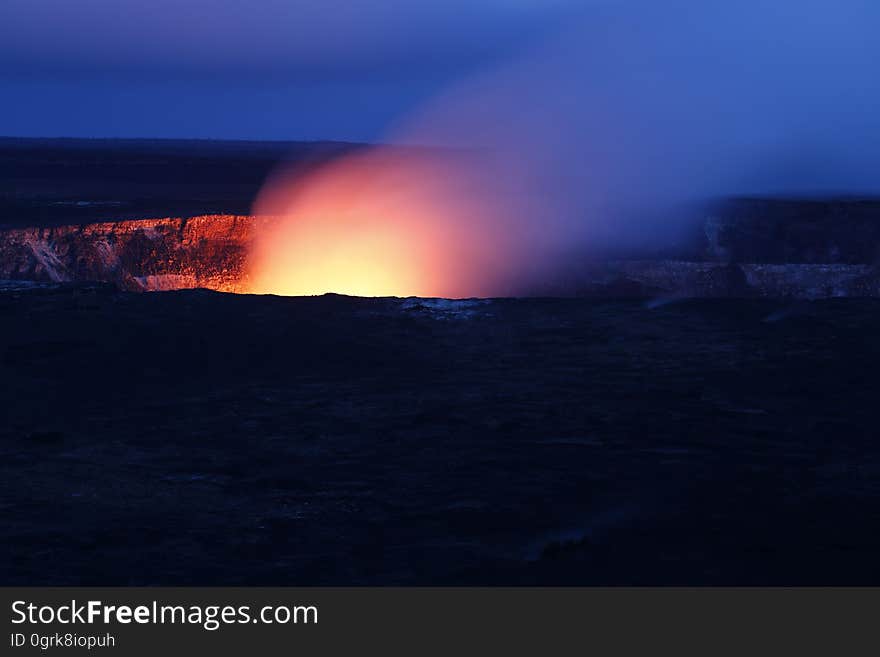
xmin=0 ymin=215 xmax=260 ymax=292
xmin=248 ymin=149 xmax=523 ymax=298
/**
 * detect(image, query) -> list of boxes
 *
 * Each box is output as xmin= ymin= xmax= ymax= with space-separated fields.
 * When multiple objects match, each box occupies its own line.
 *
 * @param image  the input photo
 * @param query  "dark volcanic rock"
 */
xmin=592 ymin=261 xmax=880 ymax=299
xmin=2 ymin=288 xmax=880 ymax=585
xmin=703 ymin=198 xmax=880 ymax=264
xmin=0 ymin=136 xmax=363 ymax=229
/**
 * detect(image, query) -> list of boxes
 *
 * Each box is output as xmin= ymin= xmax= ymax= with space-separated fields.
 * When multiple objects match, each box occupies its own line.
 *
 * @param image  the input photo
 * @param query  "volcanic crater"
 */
xmin=3 ymin=198 xmax=880 ymax=298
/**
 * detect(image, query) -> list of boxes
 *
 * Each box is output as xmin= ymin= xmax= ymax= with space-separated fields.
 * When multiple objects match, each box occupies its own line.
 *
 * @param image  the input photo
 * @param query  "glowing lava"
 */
xmin=248 ymin=148 xmax=521 ymax=298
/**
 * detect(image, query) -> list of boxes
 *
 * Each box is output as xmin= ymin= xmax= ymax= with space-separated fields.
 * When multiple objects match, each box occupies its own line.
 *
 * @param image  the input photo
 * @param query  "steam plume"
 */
xmin=251 ymin=0 xmax=880 ymax=297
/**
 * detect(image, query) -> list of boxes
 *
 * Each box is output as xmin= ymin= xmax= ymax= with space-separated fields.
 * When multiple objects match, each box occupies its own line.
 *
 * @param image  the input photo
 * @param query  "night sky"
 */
xmin=1 ymin=0 xmax=878 ymax=184
xmin=0 ymin=0 xmax=576 ymax=141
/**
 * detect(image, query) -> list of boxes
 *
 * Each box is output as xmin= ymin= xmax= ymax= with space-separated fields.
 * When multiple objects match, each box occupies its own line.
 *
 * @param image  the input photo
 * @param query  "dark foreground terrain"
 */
xmin=2 ymin=285 xmax=879 ymax=585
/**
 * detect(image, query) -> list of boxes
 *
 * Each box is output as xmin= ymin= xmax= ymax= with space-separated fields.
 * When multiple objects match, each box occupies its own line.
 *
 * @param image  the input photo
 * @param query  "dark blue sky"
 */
xmin=0 ymin=0 xmax=577 ymax=141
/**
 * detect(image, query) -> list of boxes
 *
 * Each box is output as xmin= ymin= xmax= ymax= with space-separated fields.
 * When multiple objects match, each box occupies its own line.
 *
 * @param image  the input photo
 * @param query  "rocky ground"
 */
xmin=2 ymin=286 xmax=879 ymax=585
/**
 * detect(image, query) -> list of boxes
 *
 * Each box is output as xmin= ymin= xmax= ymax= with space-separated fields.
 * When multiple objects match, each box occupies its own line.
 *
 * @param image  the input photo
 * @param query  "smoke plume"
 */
xmin=251 ymin=0 xmax=880 ymax=297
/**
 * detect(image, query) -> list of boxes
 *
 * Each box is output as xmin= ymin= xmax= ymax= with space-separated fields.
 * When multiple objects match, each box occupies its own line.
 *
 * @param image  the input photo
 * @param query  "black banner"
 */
xmin=2 ymin=588 xmax=878 ymax=655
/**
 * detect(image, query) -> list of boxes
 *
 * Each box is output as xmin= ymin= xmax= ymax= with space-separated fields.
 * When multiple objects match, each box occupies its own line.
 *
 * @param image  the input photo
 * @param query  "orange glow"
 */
xmin=248 ymin=148 xmax=521 ymax=298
